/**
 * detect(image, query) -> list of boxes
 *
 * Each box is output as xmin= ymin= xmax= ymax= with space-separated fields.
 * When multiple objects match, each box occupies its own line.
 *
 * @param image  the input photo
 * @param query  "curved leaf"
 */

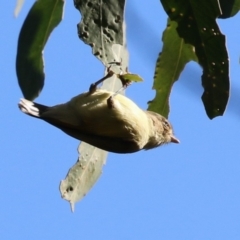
xmin=160 ymin=0 xmax=230 ymax=119
xmin=148 ymin=19 xmax=197 ymax=118
xmin=60 ymin=145 xmax=107 ymax=212
xmin=16 ymin=0 xmax=64 ymax=100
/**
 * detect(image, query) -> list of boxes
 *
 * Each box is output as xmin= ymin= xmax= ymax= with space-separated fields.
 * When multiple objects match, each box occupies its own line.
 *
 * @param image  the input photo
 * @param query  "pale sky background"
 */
xmin=1 ymin=1 xmax=240 ymax=240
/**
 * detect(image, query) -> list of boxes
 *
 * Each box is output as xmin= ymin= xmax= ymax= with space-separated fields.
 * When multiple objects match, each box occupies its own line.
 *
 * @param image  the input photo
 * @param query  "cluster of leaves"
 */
xmin=148 ymin=0 xmax=240 ymax=119
xmin=16 ymin=0 xmax=240 ymax=118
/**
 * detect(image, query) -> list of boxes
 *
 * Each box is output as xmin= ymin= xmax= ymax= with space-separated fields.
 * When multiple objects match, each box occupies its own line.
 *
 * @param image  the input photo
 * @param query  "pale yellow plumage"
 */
xmin=18 ymin=89 xmax=179 ymax=153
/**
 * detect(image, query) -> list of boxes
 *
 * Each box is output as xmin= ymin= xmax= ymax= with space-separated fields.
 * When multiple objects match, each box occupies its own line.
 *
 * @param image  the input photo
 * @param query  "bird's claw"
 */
xmin=89 ymin=83 xmax=97 ymax=94
xmin=88 ymin=70 xmax=114 ymax=94
xmin=107 ymin=96 xmax=115 ymax=109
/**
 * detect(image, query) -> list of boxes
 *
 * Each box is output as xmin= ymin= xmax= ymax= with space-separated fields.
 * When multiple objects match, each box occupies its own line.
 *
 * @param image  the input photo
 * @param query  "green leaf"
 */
xmin=16 ymin=0 xmax=64 ymax=100
xmin=74 ymin=0 xmax=126 ymax=65
xmin=148 ymin=19 xmax=197 ymax=118
xmin=160 ymin=0 xmax=230 ymax=119
xmin=119 ymin=73 xmax=143 ymax=83
xmin=218 ymin=0 xmax=240 ymax=18
xmin=60 ymin=144 xmax=107 ymax=212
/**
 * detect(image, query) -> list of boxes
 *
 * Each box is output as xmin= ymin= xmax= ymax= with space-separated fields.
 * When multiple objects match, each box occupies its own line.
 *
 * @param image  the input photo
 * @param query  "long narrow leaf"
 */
xmin=16 ymin=0 xmax=64 ymax=100
xmin=161 ymin=0 xmax=229 ymax=119
xmin=148 ymin=19 xmax=197 ymax=118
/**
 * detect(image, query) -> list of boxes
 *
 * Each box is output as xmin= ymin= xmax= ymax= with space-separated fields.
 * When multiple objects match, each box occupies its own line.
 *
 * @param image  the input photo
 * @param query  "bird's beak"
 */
xmin=171 ymin=135 xmax=180 ymax=143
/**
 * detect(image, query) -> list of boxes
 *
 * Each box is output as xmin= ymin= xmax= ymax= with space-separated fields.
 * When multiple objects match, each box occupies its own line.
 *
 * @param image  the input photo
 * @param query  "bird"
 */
xmin=18 ymin=89 xmax=179 ymax=153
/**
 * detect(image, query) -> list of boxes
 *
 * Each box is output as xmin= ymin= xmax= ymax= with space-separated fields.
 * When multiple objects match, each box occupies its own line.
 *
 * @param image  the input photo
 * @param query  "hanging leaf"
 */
xmin=160 ymin=0 xmax=229 ymax=119
xmin=148 ymin=19 xmax=197 ymax=118
xmin=60 ymin=145 xmax=107 ymax=212
xmin=16 ymin=0 xmax=65 ymax=100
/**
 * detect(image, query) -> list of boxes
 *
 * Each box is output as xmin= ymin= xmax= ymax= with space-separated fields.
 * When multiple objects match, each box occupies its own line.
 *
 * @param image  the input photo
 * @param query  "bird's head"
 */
xmin=144 ymin=111 xmax=180 ymax=150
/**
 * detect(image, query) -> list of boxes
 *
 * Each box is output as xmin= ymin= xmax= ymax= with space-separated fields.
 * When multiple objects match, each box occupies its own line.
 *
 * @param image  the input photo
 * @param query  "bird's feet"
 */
xmin=107 ymin=96 xmax=115 ymax=109
xmin=88 ymin=67 xmax=114 ymax=94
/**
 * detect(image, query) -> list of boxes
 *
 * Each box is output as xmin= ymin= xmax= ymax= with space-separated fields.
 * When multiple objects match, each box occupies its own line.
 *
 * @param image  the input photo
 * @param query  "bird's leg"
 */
xmin=88 ymin=60 xmax=127 ymax=94
xmin=107 ymin=82 xmax=132 ymax=110
xmin=89 ymin=67 xmax=114 ymax=94
xmin=106 ymin=72 xmax=133 ymax=109
xmin=106 ymin=83 xmax=128 ymax=109
xmin=90 ymin=61 xmax=131 ymax=108
xmin=107 ymin=96 xmax=115 ymax=109
xmin=114 ymin=81 xmax=131 ymax=95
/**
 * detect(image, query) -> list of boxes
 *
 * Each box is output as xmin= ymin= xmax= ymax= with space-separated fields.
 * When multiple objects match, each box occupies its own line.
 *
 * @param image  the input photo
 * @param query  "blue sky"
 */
xmin=1 ymin=1 xmax=240 ymax=239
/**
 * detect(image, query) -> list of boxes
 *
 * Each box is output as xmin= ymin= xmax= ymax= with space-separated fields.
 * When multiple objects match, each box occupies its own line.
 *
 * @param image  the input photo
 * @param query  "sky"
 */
xmin=1 ymin=1 xmax=240 ymax=240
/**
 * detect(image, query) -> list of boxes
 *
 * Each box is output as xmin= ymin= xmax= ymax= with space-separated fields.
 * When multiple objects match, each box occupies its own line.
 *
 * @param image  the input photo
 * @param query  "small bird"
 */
xmin=18 ymin=89 xmax=179 ymax=153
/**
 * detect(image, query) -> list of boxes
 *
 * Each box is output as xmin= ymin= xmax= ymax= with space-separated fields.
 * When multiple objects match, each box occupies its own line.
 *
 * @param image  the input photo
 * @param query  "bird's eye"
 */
xmin=163 ymin=118 xmax=170 ymax=129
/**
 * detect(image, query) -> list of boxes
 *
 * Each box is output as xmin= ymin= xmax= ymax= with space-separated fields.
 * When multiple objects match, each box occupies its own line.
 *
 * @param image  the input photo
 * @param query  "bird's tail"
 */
xmin=18 ymin=98 xmax=49 ymax=118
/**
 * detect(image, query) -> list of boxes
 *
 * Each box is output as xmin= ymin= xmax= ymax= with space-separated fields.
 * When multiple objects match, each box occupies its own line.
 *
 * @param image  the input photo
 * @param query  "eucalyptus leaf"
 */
xmin=74 ymin=0 xmax=125 ymax=65
xmin=160 ymin=0 xmax=229 ymax=119
xmin=16 ymin=0 xmax=64 ymax=100
xmin=60 ymin=145 xmax=107 ymax=212
xmin=148 ymin=19 xmax=197 ymax=118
